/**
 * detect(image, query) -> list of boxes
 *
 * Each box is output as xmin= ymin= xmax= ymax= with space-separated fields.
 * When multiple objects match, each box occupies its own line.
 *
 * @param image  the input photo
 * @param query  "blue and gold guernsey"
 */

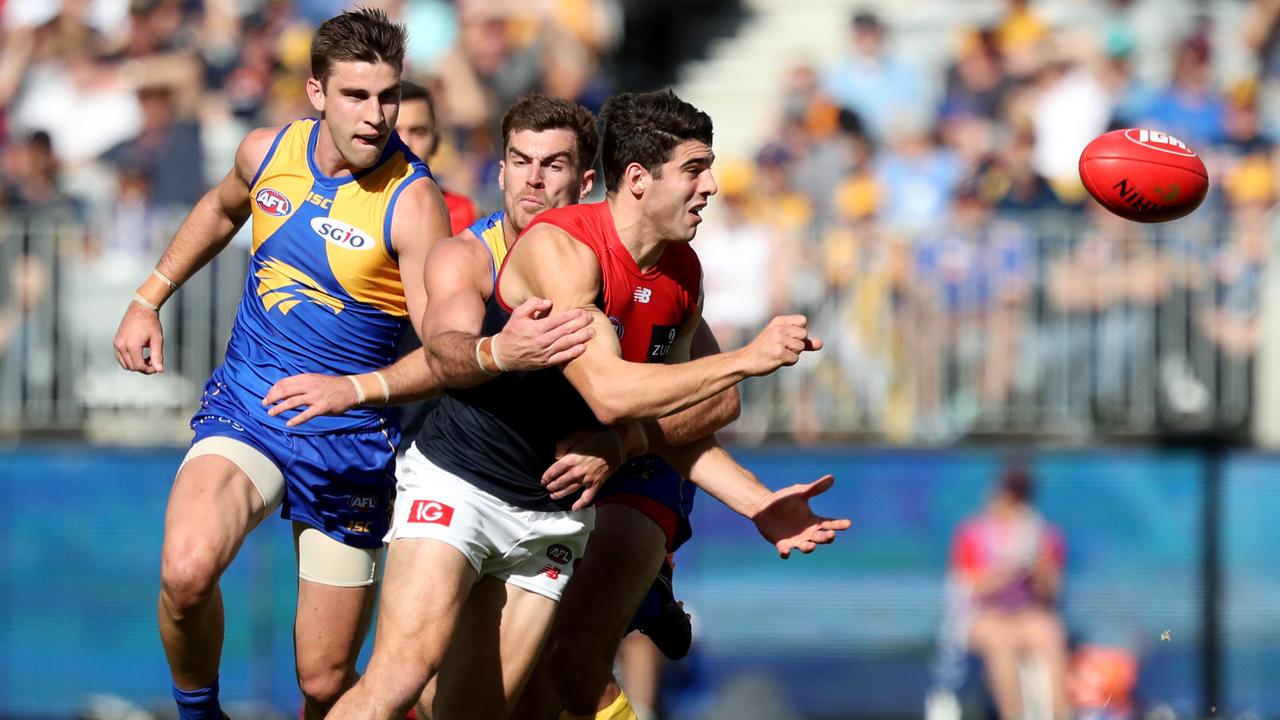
xmin=219 ymin=118 xmax=431 ymax=435
xmin=467 ymin=209 xmax=509 ymax=284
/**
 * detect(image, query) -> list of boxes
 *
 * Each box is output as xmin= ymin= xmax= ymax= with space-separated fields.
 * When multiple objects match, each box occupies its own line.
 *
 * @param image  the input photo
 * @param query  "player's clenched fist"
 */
xmin=739 ymin=315 xmax=822 ymax=376
xmin=113 ymin=301 xmax=166 ymax=374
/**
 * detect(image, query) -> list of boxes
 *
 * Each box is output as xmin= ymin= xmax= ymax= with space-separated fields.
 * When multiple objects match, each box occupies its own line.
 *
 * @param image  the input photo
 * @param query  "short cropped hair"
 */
xmin=400 ymin=80 xmax=436 ymax=121
xmin=500 ymin=93 xmax=600 ymax=170
xmin=598 ymin=90 xmax=713 ymax=193
xmin=310 ymin=7 xmax=407 ymax=85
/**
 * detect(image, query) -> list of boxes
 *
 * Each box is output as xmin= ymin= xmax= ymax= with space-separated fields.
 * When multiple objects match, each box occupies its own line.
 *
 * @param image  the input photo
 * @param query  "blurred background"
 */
xmin=3 ymin=0 xmax=1280 ymax=718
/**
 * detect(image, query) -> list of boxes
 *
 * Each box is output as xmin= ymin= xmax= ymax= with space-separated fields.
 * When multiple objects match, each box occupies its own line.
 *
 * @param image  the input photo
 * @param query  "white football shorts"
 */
xmin=388 ymin=444 xmax=595 ymax=601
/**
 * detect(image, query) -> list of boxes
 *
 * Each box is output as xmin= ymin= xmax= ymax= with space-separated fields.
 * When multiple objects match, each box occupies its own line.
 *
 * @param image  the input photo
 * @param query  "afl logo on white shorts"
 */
xmin=255 ymin=188 xmax=292 ymax=216
xmin=547 ymin=543 xmax=573 ymax=565
xmin=609 ymin=316 xmax=624 ymax=338
xmin=311 ymin=217 xmax=374 ymax=250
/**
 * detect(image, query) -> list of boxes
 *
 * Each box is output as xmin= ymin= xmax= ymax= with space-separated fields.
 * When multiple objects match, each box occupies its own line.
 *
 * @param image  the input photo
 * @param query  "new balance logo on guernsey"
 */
xmin=633 ymin=287 xmax=653 ymax=304
xmin=407 ymin=500 xmax=454 ymax=526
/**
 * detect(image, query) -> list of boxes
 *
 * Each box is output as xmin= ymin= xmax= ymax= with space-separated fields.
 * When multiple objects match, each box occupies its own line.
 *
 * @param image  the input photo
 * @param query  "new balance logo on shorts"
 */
xmin=408 ymin=499 xmax=454 ymax=526
xmin=540 ymin=564 xmax=563 ymax=580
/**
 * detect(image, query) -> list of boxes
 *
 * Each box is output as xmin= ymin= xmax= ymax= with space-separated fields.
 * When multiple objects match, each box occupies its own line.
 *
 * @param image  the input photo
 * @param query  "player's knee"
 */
xmin=159 ymin=544 xmax=222 ymax=615
xmin=297 ymin=659 xmax=354 ymax=709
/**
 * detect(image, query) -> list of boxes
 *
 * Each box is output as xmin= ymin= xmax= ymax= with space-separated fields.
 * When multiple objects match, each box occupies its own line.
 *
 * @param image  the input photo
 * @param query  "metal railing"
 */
xmin=0 ymin=204 xmax=1269 ymax=445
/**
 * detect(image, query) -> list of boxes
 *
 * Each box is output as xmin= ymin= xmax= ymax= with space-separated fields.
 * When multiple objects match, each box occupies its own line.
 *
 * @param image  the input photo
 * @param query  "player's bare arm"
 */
xmin=419 ymin=233 xmax=595 ymax=388
xmin=505 ymin=224 xmax=822 ymax=425
xmin=541 ymin=317 xmax=741 ymax=507
xmin=113 ymin=126 xmax=278 ymax=375
xmin=262 ymin=177 xmax=452 ymax=426
xmin=662 ymin=435 xmax=852 ymax=558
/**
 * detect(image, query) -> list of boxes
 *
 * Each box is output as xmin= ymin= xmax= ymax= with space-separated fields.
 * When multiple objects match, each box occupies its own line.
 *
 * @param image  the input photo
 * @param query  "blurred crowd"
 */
xmin=694 ymin=0 xmax=1279 ymax=443
xmin=1 ymin=0 xmax=1278 ymax=444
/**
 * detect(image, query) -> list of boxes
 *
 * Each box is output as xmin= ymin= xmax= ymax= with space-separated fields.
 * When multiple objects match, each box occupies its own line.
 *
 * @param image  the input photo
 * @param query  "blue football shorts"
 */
xmin=188 ymin=370 xmax=398 ymax=550
xmin=596 ymin=454 xmax=696 ymax=553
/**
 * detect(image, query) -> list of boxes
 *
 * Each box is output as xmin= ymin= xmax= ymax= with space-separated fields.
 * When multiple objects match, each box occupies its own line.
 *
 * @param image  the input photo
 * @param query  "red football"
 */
xmin=1078 ymin=128 xmax=1209 ymax=223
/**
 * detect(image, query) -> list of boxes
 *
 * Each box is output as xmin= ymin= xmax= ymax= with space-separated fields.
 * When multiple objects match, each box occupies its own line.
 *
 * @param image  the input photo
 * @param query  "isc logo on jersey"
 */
xmin=1124 ymin=129 xmax=1196 ymax=157
xmin=255 ymin=188 xmax=292 ymax=216
xmin=310 ymin=217 xmax=375 ymax=250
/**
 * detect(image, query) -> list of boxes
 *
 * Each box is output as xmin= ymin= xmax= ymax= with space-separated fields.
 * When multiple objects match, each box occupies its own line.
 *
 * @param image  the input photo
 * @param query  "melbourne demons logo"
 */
xmin=254 ymin=188 xmax=292 ymax=216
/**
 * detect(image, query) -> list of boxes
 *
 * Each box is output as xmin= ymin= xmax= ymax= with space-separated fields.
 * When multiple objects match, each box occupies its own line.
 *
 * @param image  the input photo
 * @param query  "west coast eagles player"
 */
xmin=111 ymin=9 xmax=588 ymax=720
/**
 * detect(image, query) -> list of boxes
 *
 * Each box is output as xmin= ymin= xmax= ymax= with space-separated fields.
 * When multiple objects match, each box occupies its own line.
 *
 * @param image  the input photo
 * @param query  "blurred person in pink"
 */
xmin=950 ymin=464 xmax=1069 ymax=719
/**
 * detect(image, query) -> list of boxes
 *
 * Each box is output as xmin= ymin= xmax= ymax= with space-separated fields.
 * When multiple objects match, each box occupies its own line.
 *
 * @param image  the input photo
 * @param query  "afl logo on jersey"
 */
xmin=310 ymin=217 xmax=374 ymax=250
xmin=254 ymin=188 xmax=292 ymax=216
xmin=608 ymin=316 xmax=624 ymax=338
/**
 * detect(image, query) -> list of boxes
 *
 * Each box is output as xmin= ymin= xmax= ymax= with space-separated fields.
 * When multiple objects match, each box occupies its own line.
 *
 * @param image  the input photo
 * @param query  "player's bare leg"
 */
xmin=158 ymin=454 xmax=268 ymax=691
xmin=547 ymin=504 xmax=668 ymax=717
xmin=292 ymin=523 xmax=379 ymax=719
xmin=616 ymin=634 xmax=664 ymax=719
xmin=430 ymin=576 xmax=560 ymax=719
xmin=327 ymin=538 xmax=475 ymax=720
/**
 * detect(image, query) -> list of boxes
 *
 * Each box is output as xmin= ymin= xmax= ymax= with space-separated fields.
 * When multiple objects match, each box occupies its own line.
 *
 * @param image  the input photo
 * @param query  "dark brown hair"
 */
xmin=310 ymin=7 xmax=407 ymax=85
xmin=598 ymin=89 xmax=713 ymax=193
xmin=500 ymin=93 xmax=599 ymax=170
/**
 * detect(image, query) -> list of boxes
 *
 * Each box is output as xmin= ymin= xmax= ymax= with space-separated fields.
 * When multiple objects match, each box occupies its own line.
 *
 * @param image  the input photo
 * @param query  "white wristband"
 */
xmin=476 ymin=337 xmax=499 ymax=376
xmin=132 ymin=293 xmax=159 ymax=312
xmin=347 ymin=375 xmax=367 ymax=405
xmin=491 ymin=333 xmax=509 ymax=372
xmin=372 ymin=370 xmax=390 ymax=404
xmin=152 ymin=268 xmax=177 ymax=289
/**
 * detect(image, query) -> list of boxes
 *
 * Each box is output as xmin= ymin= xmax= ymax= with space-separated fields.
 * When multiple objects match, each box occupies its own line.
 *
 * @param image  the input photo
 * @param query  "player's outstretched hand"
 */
xmin=262 ymin=372 xmax=360 ymax=427
xmin=495 ymin=297 xmax=595 ymax=371
xmin=542 ymin=427 xmax=626 ymax=510
xmin=740 ymin=315 xmax=822 ymax=377
xmin=113 ymin=301 xmax=165 ymax=374
xmin=749 ymin=475 xmax=851 ymax=559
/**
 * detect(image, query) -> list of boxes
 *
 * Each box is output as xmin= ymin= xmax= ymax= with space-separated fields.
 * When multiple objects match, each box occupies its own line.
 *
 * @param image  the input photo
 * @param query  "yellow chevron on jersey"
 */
xmin=255 ymin=258 xmax=345 ymax=315
xmin=248 ymin=118 xmax=428 ymax=318
xmin=218 ymin=118 xmax=433 ymax=435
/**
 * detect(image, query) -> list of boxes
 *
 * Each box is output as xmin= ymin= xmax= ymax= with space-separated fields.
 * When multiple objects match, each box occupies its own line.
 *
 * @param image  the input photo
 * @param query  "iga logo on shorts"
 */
xmin=310 ymin=217 xmax=375 ymax=250
xmin=546 ymin=544 xmax=573 ymax=565
xmin=254 ymin=188 xmax=292 ymax=216
xmin=408 ymin=499 xmax=454 ymax=526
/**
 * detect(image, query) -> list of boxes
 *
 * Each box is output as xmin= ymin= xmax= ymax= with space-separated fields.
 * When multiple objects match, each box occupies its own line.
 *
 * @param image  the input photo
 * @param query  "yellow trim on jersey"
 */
xmin=477 ymin=218 xmax=509 ymax=276
xmin=247 ymin=118 xmax=423 ymax=319
xmin=249 ymin=122 xmax=312 ymax=254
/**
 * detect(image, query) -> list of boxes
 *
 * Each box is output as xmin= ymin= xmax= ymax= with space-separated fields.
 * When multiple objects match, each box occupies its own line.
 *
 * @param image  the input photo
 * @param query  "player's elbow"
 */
xmin=585 ymin=396 xmax=629 ymax=426
xmin=579 ymin=384 xmax=639 ymax=426
xmin=717 ymin=385 xmax=742 ymax=427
